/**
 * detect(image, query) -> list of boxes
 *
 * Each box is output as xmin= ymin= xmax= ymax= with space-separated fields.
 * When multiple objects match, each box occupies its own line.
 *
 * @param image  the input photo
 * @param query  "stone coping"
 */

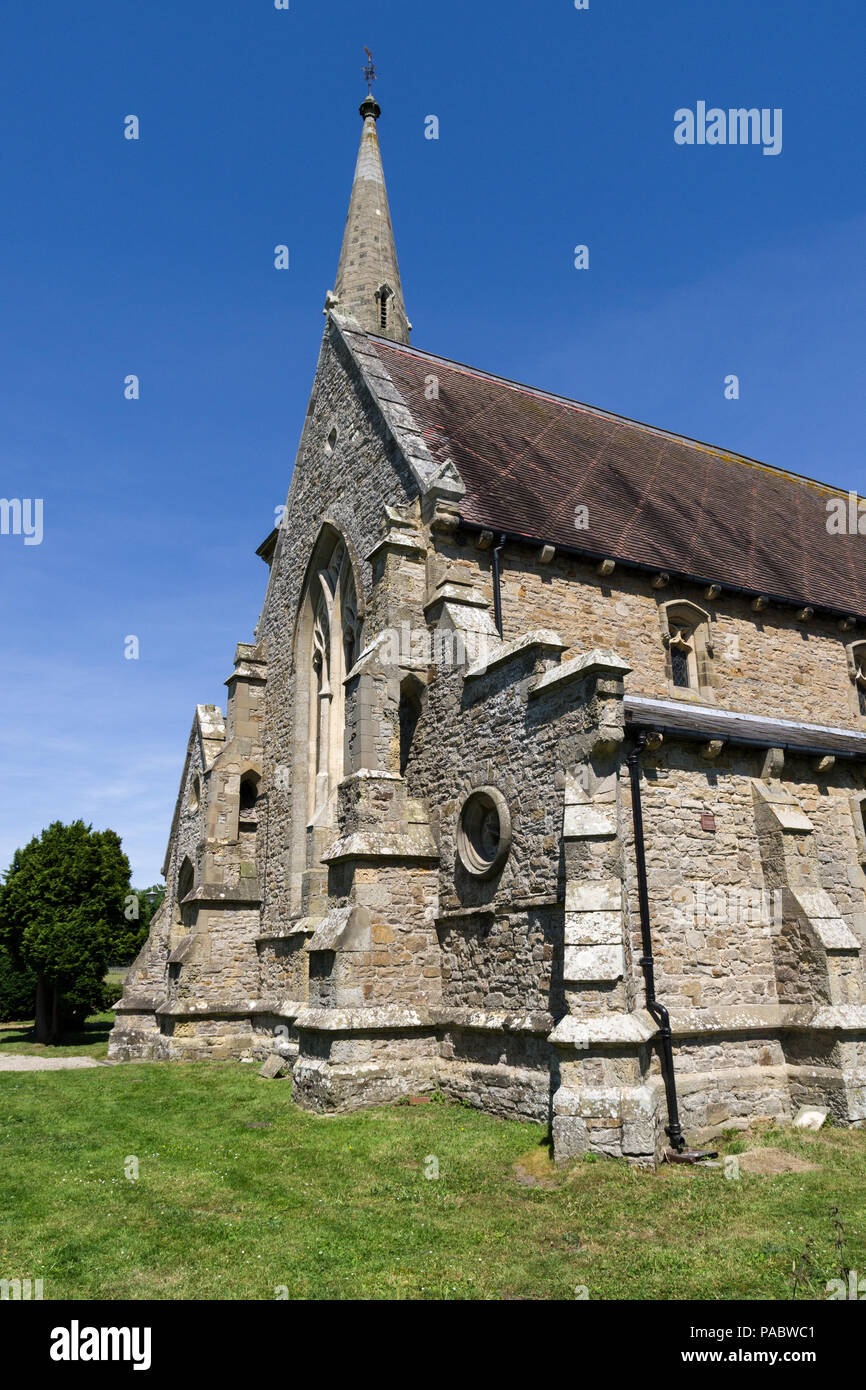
xmin=551 ymin=1003 xmax=866 ymax=1050
xmin=294 ymin=1004 xmax=433 ymax=1033
xmin=112 ymin=994 xmax=157 ymax=1013
xmin=250 ymin=999 xmax=306 ymax=1018
xmin=463 ymin=629 xmax=566 ymax=682
xmin=256 ymin=917 xmax=322 ymax=942
xmin=670 ymin=1004 xmax=866 ymax=1035
xmin=167 ymin=934 xmax=195 ymax=965
xmin=155 ymin=998 xmax=259 ymax=1018
xmin=432 ymin=1007 xmax=554 ymax=1036
xmin=144 ymin=998 xmax=305 ymax=1021
xmin=321 ymin=829 xmax=438 ymax=865
xmin=119 ymin=999 xmax=866 ymax=1040
xmin=365 ymin=531 xmax=427 ymax=561
xmin=137 ymin=1001 xmax=552 ymax=1036
xmin=529 ymin=648 xmax=632 ymax=697
xmin=182 ymin=883 xmax=262 ymax=907
xmin=550 ymin=1012 xmax=657 ymax=1048
xmin=422 ymin=583 xmax=488 ymax=615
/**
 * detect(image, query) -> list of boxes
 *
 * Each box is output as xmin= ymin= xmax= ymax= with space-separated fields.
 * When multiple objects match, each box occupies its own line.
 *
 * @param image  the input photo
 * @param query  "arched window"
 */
xmin=398 ymin=680 xmax=423 ymax=776
xmin=658 ymin=600 xmax=714 ymax=700
xmin=301 ymin=530 xmax=361 ymax=825
xmin=846 ymin=641 xmax=866 ymax=717
xmin=239 ymin=772 xmax=260 ymax=819
xmin=669 ymin=619 xmax=697 ymax=689
xmin=175 ymin=856 xmax=195 ymax=931
xmin=377 ymin=283 xmax=393 ymax=333
xmin=289 ymin=525 xmax=365 ymax=916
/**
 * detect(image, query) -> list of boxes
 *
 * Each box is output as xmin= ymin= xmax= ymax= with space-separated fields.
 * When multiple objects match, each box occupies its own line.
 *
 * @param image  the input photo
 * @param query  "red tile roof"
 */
xmin=372 ymin=337 xmax=866 ymax=617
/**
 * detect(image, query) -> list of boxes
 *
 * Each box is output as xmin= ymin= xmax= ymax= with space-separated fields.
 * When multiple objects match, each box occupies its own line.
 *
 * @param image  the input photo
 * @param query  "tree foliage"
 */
xmin=0 ymin=947 xmax=37 ymax=1022
xmin=108 ymin=883 xmax=166 ymax=964
xmin=0 ymin=820 xmax=131 ymax=1041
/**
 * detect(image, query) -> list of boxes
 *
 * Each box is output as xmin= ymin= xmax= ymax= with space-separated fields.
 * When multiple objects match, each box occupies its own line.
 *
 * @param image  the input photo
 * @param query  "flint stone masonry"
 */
xmin=109 ymin=99 xmax=866 ymax=1163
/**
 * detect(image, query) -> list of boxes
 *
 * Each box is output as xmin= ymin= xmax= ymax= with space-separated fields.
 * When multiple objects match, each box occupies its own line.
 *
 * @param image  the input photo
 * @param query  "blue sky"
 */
xmin=1 ymin=0 xmax=864 ymax=883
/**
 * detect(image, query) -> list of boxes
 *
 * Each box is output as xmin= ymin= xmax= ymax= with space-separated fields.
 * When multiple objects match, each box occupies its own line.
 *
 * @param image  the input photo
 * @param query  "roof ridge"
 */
xmin=369 ymin=334 xmax=860 ymax=503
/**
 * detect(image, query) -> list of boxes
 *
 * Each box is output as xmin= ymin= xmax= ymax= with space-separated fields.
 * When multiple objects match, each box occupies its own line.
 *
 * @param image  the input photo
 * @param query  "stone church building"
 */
xmin=110 ymin=87 xmax=866 ymax=1164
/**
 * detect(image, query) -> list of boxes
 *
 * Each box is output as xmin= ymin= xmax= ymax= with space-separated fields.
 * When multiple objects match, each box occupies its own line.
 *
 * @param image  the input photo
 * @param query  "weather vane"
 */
xmin=363 ymin=47 xmax=377 ymax=95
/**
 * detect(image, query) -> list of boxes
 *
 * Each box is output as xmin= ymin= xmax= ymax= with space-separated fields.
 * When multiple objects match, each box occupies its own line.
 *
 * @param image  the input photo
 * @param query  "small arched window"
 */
xmin=239 ymin=772 xmax=260 ymax=818
xmin=398 ymin=681 xmax=423 ymax=776
xmin=845 ymin=641 xmax=866 ymax=717
xmin=658 ymin=600 xmax=715 ymax=700
xmin=175 ymin=856 xmax=195 ymax=930
xmin=377 ymin=283 xmax=392 ymax=333
xmin=669 ymin=620 xmax=697 ymax=689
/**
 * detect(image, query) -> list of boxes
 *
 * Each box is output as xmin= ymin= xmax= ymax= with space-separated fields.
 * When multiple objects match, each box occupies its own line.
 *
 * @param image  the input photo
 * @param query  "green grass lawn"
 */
xmin=1 ymin=1060 xmax=864 ymax=1300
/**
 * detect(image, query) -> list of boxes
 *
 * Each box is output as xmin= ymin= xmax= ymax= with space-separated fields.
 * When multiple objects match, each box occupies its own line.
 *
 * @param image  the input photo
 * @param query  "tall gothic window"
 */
xmin=303 ymin=532 xmax=361 ymax=825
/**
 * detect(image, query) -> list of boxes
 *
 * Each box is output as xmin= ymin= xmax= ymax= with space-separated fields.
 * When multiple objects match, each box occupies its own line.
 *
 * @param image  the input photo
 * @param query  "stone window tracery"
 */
xmin=658 ymin=600 xmax=714 ymax=701
xmin=303 ymin=533 xmax=361 ymax=825
xmin=456 ymin=787 xmax=512 ymax=880
xmin=669 ymin=622 xmax=696 ymax=689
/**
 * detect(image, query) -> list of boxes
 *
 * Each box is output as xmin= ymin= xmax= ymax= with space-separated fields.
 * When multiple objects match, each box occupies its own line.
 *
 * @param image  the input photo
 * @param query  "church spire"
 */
xmin=329 ymin=53 xmax=411 ymax=344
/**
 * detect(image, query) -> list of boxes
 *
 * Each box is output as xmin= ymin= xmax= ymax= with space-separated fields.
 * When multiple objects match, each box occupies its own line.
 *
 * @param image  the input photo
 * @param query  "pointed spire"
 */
xmin=329 ymin=63 xmax=411 ymax=344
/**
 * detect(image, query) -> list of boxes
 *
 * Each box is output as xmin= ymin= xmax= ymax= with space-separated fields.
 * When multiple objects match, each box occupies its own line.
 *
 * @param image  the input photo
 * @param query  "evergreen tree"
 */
xmin=0 ymin=947 xmax=37 ymax=1022
xmin=107 ymin=884 xmax=165 ymax=964
xmin=0 ymin=821 xmax=131 ymax=1042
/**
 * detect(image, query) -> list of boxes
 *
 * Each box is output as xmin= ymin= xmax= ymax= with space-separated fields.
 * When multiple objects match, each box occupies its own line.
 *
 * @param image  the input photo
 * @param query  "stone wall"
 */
xmin=256 ymin=318 xmax=423 ymax=937
xmin=432 ymin=533 xmax=866 ymax=731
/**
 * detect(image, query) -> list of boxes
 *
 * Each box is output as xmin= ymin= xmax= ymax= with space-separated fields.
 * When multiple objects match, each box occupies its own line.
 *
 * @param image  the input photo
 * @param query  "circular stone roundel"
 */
xmin=456 ymin=787 xmax=512 ymax=880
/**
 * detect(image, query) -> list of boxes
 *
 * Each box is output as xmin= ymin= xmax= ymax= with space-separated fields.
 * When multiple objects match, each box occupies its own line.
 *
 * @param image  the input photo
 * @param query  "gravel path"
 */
xmin=0 ymin=1055 xmax=107 ymax=1071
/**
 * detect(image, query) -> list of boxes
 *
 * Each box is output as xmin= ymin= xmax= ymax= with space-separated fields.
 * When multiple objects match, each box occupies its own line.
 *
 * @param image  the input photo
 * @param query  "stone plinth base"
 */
xmin=291 ymin=1005 xmax=439 ymax=1111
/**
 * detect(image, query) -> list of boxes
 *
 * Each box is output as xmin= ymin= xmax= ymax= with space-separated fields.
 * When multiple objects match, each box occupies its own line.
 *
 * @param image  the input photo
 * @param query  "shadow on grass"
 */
xmin=0 ymin=1013 xmax=114 ymax=1055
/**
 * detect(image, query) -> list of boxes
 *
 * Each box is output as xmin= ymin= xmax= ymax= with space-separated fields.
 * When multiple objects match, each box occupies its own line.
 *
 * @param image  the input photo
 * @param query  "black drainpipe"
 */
xmin=627 ymin=730 xmax=686 ymax=1154
xmin=491 ymin=534 xmax=506 ymax=637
